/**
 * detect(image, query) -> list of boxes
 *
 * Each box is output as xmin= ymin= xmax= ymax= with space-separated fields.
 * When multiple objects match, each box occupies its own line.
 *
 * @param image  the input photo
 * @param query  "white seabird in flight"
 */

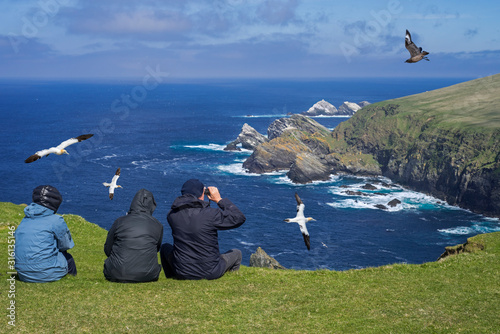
xmin=103 ymin=167 xmax=122 ymax=200
xmin=25 ymin=134 xmax=94 ymax=163
xmin=284 ymin=192 xmax=316 ymax=251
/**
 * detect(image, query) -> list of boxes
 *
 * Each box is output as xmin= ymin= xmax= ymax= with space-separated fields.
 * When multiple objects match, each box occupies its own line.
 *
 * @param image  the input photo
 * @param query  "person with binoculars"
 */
xmin=160 ymin=179 xmax=246 ymax=280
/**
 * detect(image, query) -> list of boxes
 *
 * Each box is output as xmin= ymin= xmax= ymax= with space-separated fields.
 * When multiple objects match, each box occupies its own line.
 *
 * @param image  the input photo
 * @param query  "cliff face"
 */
xmin=242 ymin=74 xmax=500 ymax=217
xmin=331 ymin=74 xmax=500 ymax=217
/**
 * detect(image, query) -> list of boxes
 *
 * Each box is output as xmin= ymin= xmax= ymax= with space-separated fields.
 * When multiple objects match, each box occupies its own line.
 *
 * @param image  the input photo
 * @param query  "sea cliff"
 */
xmin=241 ymin=74 xmax=500 ymax=217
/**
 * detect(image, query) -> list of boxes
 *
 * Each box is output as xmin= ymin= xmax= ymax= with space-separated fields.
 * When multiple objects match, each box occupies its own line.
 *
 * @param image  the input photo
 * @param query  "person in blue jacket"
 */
xmin=15 ymin=185 xmax=76 ymax=283
xmin=160 ymin=179 xmax=246 ymax=280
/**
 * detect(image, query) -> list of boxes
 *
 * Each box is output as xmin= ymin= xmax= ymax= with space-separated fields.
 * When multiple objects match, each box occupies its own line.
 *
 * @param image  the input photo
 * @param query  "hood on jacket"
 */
xmin=128 ymin=189 xmax=156 ymax=215
xmin=32 ymin=185 xmax=62 ymax=213
xmin=24 ymin=202 xmax=55 ymax=218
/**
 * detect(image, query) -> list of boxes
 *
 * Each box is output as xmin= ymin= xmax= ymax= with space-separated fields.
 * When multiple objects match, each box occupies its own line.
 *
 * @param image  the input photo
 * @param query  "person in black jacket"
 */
xmin=160 ymin=179 xmax=246 ymax=280
xmin=103 ymin=188 xmax=163 ymax=283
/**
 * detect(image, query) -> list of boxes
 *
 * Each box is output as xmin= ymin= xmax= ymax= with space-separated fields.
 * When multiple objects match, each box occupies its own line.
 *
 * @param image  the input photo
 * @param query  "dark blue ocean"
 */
xmin=1 ymin=78 xmax=499 ymax=270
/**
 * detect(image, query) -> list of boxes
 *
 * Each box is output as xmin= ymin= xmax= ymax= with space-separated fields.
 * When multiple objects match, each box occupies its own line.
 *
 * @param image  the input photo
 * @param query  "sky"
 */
xmin=0 ymin=0 xmax=499 ymax=80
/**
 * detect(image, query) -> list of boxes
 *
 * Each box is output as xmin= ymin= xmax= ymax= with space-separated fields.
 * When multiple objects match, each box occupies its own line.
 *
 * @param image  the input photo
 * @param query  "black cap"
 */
xmin=181 ymin=179 xmax=204 ymax=198
xmin=32 ymin=185 xmax=63 ymax=213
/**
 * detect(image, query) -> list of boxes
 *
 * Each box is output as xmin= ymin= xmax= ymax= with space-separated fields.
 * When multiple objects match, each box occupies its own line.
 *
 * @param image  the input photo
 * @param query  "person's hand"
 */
xmin=206 ymin=186 xmax=222 ymax=203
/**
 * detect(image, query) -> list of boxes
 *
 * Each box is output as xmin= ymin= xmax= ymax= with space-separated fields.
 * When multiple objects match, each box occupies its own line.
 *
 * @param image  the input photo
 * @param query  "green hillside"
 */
xmin=389 ymin=74 xmax=500 ymax=129
xmin=2 ymin=202 xmax=500 ymax=333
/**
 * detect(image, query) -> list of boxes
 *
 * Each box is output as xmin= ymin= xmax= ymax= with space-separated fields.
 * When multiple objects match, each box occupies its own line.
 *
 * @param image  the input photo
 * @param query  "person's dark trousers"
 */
xmin=221 ymin=249 xmax=242 ymax=273
xmin=62 ymin=251 xmax=77 ymax=276
xmin=160 ymin=243 xmax=176 ymax=278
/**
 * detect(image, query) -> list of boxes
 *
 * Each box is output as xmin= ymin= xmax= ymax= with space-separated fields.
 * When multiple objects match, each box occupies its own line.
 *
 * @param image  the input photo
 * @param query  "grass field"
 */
xmin=384 ymin=73 xmax=500 ymax=130
xmin=2 ymin=201 xmax=500 ymax=333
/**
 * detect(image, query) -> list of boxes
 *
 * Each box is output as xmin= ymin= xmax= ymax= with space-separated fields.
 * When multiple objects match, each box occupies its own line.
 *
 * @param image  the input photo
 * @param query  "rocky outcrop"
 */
xmin=387 ymin=199 xmax=401 ymax=207
xmin=224 ymin=123 xmax=268 ymax=151
xmin=242 ymin=114 xmax=381 ymax=183
xmin=301 ymin=99 xmax=338 ymax=116
xmin=337 ymin=101 xmax=362 ymax=115
xmin=437 ymin=238 xmax=485 ymax=261
xmin=249 ymin=247 xmax=286 ymax=269
xmin=301 ymin=100 xmax=370 ymax=116
xmin=267 ymin=114 xmax=330 ymax=140
xmin=287 ymin=153 xmax=331 ymax=183
xmin=324 ymin=152 xmax=381 ymax=176
xmin=243 ymin=114 xmax=335 ymax=181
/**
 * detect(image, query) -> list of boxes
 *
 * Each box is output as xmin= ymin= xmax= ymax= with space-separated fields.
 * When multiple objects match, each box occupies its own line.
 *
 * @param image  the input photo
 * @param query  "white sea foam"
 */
xmin=438 ymin=224 xmax=500 ymax=235
xmin=234 ymin=114 xmax=288 ymax=118
xmin=131 ymin=159 xmax=155 ymax=169
xmin=309 ymin=115 xmax=351 ymax=118
xmin=437 ymin=226 xmax=474 ymax=235
xmin=93 ymin=153 xmax=118 ymax=161
xmin=217 ymin=163 xmax=250 ymax=176
xmin=184 ymin=143 xmax=227 ymax=151
xmin=326 ymin=176 xmax=449 ymax=211
xmin=237 ymin=239 xmax=256 ymax=246
xmin=272 ymin=174 xmax=340 ymax=186
xmin=130 ymin=158 xmax=170 ymax=170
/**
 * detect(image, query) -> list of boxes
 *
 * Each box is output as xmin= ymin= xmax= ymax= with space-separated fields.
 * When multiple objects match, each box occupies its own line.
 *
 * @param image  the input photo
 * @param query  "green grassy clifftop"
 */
xmin=2 ymin=201 xmax=500 ymax=332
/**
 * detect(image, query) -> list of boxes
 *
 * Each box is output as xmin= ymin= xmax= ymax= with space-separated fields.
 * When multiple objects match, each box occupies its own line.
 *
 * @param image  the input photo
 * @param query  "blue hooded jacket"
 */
xmin=15 ymin=203 xmax=74 ymax=282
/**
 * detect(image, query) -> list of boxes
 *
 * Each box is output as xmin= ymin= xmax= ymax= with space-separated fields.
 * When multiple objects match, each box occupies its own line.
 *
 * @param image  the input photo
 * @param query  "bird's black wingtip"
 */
xmin=24 ymin=154 xmax=39 ymax=163
xmin=76 ymin=134 xmax=94 ymax=142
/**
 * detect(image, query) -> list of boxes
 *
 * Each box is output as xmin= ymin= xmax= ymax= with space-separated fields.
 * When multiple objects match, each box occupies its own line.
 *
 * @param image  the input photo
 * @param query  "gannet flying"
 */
xmin=405 ymin=29 xmax=430 ymax=63
xmin=284 ymin=192 xmax=316 ymax=251
xmin=25 ymin=134 xmax=94 ymax=163
xmin=103 ymin=167 xmax=122 ymax=200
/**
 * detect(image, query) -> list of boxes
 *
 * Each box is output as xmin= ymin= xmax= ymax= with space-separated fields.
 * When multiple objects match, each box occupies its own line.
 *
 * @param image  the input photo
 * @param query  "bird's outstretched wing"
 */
xmin=56 ymin=134 xmax=94 ymax=150
xmin=111 ymin=167 xmax=121 ymax=184
xmin=298 ymin=223 xmax=310 ymax=250
xmin=295 ymin=192 xmax=305 ymax=217
xmin=302 ymin=233 xmax=311 ymax=251
xmin=25 ymin=152 xmax=45 ymax=163
xmin=294 ymin=192 xmax=303 ymax=206
xmin=405 ymin=29 xmax=420 ymax=57
xmin=108 ymin=167 xmax=122 ymax=200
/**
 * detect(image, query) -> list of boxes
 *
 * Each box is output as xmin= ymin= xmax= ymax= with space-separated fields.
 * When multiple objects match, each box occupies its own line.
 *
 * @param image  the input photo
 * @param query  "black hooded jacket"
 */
xmin=104 ymin=189 xmax=163 ymax=283
xmin=167 ymin=194 xmax=246 ymax=280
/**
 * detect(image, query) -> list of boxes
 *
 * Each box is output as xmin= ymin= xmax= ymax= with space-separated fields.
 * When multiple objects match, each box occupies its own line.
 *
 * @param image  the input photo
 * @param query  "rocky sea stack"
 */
xmin=234 ymin=74 xmax=500 ymax=217
xmin=224 ymin=123 xmax=268 ymax=151
xmin=301 ymin=99 xmax=369 ymax=116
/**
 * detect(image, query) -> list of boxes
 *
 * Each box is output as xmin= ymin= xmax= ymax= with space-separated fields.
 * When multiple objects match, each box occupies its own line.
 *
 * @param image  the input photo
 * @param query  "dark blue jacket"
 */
xmin=167 ymin=195 xmax=246 ymax=280
xmin=15 ymin=203 xmax=74 ymax=282
xmin=104 ymin=189 xmax=163 ymax=283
